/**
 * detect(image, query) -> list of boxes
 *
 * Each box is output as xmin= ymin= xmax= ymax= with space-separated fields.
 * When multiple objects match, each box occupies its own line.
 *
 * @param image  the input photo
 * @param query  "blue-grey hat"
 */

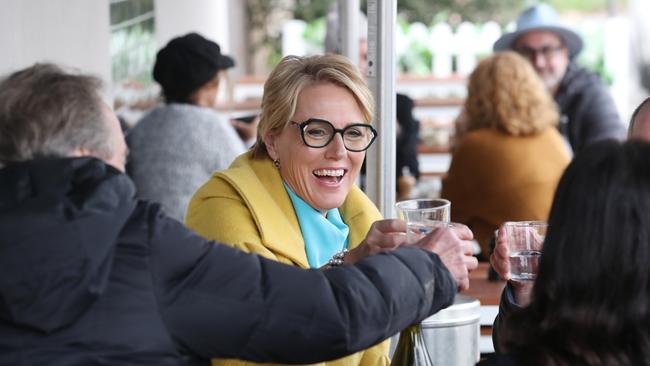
xmin=493 ymin=3 xmax=583 ymax=59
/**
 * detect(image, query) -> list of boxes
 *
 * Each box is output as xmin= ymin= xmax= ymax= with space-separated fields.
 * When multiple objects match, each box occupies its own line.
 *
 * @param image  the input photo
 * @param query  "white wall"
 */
xmin=0 ymin=0 xmax=111 ymax=84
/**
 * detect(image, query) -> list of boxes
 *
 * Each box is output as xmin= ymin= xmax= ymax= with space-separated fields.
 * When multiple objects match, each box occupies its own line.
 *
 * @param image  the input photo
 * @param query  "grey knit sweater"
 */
xmin=126 ymin=103 xmax=246 ymax=221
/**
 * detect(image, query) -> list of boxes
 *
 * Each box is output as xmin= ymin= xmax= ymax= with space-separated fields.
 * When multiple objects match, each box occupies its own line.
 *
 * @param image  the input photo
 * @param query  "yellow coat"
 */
xmin=186 ymin=151 xmax=389 ymax=366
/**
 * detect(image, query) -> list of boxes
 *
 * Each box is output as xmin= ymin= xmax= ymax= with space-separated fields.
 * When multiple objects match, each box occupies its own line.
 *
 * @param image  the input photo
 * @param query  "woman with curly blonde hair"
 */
xmin=442 ymin=51 xmax=571 ymax=259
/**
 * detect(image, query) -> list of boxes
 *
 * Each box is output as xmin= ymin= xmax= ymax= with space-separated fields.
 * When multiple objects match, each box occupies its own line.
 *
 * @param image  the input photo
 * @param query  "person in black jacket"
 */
xmin=483 ymin=140 xmax=650 ymax=366
xmin=395 ymin=93 xmax=420 ymax=200
xmin=0 ymin=63 xmax=476 ymax=365
xmin=494 ymin=3 xmax=624 ymax=153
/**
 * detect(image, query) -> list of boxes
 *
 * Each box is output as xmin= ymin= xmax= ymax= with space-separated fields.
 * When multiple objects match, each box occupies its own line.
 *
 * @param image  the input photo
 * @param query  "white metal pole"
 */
xmin=338 ymin=0 xmax=360 ymax=67
xmin=365 ymin=0 xmax=396 ymax=218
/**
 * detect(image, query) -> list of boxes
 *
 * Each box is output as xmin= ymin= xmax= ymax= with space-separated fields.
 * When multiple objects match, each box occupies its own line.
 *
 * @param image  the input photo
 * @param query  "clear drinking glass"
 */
xmin=504 ymin=221 xmax=547 ymax=281
xmin=395 ymin=199 xmax=451 ymax=244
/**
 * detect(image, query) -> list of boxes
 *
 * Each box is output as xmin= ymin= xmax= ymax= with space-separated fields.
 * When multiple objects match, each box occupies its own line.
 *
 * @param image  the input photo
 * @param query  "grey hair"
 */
xmin=0 ymin=63 xmax=112 ymax=164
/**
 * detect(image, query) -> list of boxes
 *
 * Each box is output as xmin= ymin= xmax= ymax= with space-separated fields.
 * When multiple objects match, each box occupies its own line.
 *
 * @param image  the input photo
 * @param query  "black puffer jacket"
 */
xmin=555 ymin=63 xmax=625 ymax=153
xmin=0 ymin=158 xmax=456 ymax=366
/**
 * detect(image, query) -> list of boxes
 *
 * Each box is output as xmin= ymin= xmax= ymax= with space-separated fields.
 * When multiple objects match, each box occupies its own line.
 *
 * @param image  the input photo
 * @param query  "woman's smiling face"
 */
xmin=264 ymin=81 xmax=368 ymax=212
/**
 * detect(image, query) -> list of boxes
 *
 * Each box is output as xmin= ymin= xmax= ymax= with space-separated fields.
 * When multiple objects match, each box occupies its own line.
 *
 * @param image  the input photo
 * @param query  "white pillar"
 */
xmin=154 ymin=0 xmax=230 ymax=53
xmin=226 ymin=1 xmax=249 ymax=77
xmin=339 ymin=0 xmax=360 ymax=67
xmin=365 ymin=0 xmax=396 ymax=217
xmin=282 ymin=20 xmax=307 ymax=56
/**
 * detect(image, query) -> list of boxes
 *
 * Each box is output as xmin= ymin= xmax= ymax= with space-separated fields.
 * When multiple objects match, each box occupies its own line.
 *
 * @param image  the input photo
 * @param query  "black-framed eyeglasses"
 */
xmin=515 ymin=44 xmax=565 ymax=61
xmin=290 ymin=118 xmax=377 ymax=152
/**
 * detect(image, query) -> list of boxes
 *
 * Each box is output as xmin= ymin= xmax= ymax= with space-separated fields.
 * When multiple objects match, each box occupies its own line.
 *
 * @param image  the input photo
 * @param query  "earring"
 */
xmin=273 ymin=159 xmax=280 ymax=168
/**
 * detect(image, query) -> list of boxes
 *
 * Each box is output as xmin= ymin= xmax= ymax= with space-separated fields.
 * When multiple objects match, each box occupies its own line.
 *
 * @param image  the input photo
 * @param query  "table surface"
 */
xmin=462 ymin=262 xmax=505 ymax=306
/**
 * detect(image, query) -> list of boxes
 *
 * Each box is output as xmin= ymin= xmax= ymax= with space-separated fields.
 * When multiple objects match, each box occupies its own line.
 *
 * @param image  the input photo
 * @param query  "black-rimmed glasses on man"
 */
xmin=290 ymin=118 xmax=377 ymax=152
xmin=515 ymin=44 xmax=565 ymax=61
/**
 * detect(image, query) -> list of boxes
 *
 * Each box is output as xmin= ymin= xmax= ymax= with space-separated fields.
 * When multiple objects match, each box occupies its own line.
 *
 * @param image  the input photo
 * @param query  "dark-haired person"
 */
xmin=0 ymin=63 xmax=473 ymax=365
xmin=483 ymin=140 xmax=650 ymax=365
xmin=126 ymin=33 xmax=254 ymax=221
xmin=395 ymin=93 xmax=420 ymax=200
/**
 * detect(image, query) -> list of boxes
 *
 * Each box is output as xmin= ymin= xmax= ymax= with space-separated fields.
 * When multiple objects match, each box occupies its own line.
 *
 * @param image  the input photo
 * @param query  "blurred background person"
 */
xmin=186 ymin=54 xmax=477 ymax=366
xmin=127 ymin=33 xmax=254 ymax=221
xmin=483 ymin=140 xmax=650 ymax=365
xmin=494 ymin=3 xmax=624 ymax=154
xmin=441 ymin=52 xmax=571 ymax=260
xmin=395 ymin=93 xmax=420 ymax=200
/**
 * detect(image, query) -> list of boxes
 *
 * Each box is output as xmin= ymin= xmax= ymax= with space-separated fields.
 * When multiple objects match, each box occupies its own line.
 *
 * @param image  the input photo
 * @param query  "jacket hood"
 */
xmin=0 ymin=158 xmax=137 ymax=333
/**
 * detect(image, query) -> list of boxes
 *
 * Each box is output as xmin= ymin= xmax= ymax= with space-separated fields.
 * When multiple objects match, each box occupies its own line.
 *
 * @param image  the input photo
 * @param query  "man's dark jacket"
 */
xmin=555 ymin=62 xmax=624 ymax=153
xmin=0 ymin=158 xmax=456 ymax=365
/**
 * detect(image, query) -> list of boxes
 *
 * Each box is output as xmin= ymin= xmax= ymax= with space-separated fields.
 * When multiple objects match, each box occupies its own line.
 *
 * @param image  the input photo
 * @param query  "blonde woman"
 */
xmin=441 ymin=51 xmax=571 ymax=259
xmin=187 ymin=54 xmax=477 ymax=365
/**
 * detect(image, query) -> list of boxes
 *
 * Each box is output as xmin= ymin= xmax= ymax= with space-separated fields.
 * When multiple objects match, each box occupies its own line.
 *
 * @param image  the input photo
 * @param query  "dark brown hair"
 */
xmin=501 ymin=140 xmax=650 ymax=365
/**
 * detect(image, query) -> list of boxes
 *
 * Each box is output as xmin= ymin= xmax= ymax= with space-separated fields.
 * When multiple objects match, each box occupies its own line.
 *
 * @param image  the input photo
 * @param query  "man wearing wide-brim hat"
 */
xmin=494 ymin=3 xmax=624 ymax=153
xmin=489 ymin=4 xmax=627 ymax=354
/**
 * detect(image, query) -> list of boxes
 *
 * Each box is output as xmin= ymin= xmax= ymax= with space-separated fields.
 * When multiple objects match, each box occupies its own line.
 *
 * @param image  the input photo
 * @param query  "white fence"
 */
xmin=283 ymin=19 xmax=503 ymax=78
xmin=282 ymin=17 xmax=632 ymax=121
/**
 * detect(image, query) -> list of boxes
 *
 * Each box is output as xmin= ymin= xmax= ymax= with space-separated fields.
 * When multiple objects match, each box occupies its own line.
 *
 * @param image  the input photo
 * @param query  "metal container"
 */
xmin=420 ymin=294 xmax=480 ymax=365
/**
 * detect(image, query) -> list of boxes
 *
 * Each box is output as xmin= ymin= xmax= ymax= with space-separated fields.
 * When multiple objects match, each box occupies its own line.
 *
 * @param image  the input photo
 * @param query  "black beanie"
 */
xmin=153 ymin=32 xmax=235 ymax=103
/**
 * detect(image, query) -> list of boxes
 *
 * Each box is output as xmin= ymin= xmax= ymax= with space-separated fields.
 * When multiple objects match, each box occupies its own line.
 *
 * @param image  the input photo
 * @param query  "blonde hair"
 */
xmin=465 ymin=51 xmax=559 ymax=136
xmin=251 ymin=54 xmax=374 ymax=158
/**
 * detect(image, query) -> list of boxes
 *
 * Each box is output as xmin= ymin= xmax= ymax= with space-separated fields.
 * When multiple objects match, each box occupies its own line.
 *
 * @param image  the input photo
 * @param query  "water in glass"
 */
xmin=509 ymin=250 xmax=542 ymax=280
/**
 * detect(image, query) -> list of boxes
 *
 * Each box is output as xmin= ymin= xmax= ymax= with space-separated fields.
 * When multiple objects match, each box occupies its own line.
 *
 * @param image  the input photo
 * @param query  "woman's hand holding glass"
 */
xmin=490 ymin=227 xmax=534 ymax=307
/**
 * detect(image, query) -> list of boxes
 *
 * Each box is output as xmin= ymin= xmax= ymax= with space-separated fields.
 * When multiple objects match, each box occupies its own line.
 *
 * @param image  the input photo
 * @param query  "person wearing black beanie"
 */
xmin=127 ymin=33 xmax=251 ymax=221
xmin=153 ymin=32 xmax=235 ymax=105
